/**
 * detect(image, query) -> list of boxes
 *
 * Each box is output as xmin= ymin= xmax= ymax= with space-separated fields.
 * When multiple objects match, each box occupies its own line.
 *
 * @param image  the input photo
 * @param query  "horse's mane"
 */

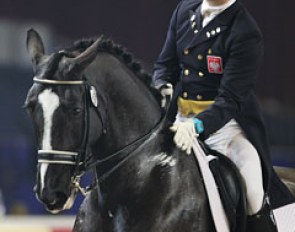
xmin=68 ymin=37 xmax=161 ymax=105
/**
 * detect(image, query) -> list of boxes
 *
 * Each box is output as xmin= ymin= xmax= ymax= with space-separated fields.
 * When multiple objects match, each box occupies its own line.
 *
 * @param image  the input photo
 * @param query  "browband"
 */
xmin=33 ymin=77 xmax=84 ymax=85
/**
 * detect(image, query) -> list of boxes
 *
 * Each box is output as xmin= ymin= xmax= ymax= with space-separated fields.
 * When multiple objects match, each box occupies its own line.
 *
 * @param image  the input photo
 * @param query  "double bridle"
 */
xmin=34 ymin=76 xmax=164 ymax=196
xmin=34 ymin=77 xmax=106 ymax=195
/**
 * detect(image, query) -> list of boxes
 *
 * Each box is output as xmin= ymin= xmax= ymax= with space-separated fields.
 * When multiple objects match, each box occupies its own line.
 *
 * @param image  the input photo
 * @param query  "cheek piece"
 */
xmin=34 ymin=77 xmax=107 ymax=196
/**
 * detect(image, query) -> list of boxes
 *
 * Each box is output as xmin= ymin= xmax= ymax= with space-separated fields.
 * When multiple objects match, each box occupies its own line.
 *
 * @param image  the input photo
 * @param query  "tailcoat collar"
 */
xmin=187 ymin=1 xmax=241 ymax=49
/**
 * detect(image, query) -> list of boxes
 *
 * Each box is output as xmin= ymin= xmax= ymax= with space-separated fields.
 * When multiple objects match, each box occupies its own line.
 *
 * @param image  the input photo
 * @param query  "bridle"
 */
xmin=34 ymin=76 xmax=107 ymax=194
xmin=33 ymin=76 xmax=165 ymax=196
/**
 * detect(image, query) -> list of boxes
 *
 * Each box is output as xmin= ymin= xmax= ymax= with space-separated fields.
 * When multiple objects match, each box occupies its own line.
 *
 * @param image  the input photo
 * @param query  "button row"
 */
xmin=182 ymin=92 xmax=203 ymax=100
xmin=206 ymin=27 xmax=221 ymax=38
xmin=184 ymin=69 xmax=205 ymax=77
xmin=183 ymin=51 xmax=204 ymax=60
xmin=183 ymin=49 xmax=212 ymax=56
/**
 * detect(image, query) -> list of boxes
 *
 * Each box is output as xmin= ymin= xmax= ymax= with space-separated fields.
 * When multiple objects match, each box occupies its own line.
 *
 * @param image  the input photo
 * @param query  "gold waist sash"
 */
xmin=177 ymin=97 xmax=215 ymax=116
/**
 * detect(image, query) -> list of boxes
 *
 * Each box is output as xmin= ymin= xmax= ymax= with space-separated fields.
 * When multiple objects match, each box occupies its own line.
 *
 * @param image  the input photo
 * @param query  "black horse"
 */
xmin=25 ymin=29 xmax=245 ymax=232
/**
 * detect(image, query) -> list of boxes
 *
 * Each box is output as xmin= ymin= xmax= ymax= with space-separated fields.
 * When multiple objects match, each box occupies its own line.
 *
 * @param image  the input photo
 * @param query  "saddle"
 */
xmin=201 ymin=143 xmax=247 ymax=232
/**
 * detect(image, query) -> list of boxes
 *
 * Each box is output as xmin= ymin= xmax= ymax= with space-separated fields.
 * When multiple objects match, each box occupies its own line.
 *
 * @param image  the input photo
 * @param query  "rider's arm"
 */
xmin=152 ymin=3 xmax=182 ymax=90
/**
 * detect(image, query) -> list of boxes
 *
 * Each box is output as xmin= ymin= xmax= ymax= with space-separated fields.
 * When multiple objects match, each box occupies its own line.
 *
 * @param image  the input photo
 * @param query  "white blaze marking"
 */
xmin=38 ymin=89 xmax=60 ymax=191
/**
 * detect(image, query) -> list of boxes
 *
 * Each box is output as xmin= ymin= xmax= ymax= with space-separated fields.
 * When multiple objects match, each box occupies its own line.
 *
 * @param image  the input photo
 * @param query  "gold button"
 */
xmin=208 ymin=49 xmax=212 ymax=54
xmin=183 ymin=92 xmax=188 ymax=98
xmin=184 ymin=69 xmax=190 ymax=76
xmin=198 ymin=71 xmax=204 ymax=77
xmin=184 ymin=49 xmax=189 ymax=55
xmin=197 ymin=54 xmax=203 ymax=60
xmin=197 ymin=95 xmax=203 ymax=100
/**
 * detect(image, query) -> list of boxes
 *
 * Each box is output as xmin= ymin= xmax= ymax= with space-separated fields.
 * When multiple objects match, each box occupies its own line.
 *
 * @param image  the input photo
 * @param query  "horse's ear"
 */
xmin=26 ymin=28 xmax=45 ymax=68
xmin=68 ymin=36 xmax=104 ymax=74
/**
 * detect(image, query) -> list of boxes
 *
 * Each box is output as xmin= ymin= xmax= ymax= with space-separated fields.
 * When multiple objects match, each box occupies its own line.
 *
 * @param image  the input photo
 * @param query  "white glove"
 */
xmin=160 ymin=83 xmax=173 ymax=108
xmin=170 ymin=118 xmax=198 ymax=155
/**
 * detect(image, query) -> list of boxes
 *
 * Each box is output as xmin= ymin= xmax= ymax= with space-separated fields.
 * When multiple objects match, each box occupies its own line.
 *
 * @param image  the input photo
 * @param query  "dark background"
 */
xmin=0 ymin=0 xmax=294 ymax=215
xmin=1 ymin=0 xmax=294 ymax=104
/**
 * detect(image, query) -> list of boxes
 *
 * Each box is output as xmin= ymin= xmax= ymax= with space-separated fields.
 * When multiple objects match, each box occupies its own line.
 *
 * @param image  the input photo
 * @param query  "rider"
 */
xmin=152 ymin=0 xmax=294 ymax=231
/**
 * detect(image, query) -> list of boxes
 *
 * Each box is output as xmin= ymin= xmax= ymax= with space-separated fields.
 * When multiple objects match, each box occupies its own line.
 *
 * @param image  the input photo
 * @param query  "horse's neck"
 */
xmin=94 ymin=135 xmax=207 ymax=227
xmin=87 ymin=53 xmax=161 ymax=153
xmin=85 ymin=52 xmax=164 ymax=215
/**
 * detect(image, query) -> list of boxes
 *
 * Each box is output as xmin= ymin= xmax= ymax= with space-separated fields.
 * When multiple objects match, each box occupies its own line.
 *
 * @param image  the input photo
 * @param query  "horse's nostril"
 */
xmin=41 ymin=189 xmax=68 ymax=208
xmin=42 ymin=190 xmax=56 ymax=205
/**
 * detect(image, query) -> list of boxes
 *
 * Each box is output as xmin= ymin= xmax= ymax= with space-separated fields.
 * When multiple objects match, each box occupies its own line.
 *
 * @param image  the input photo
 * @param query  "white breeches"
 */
xmin=204 ymin=119 xmax=264 ymax=215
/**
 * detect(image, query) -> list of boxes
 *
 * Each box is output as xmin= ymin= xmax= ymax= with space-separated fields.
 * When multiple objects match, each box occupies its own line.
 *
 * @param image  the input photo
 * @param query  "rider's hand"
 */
xmin=170 ymin=118 xmax=204 ymax=155
xmin=160 ymin=83 xmax=173 ymax=108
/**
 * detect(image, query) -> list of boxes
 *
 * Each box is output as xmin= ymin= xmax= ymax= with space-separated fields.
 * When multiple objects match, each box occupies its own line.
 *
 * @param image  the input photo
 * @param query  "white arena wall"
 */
xmin=0 ymin=216 xmax=75 ymax=232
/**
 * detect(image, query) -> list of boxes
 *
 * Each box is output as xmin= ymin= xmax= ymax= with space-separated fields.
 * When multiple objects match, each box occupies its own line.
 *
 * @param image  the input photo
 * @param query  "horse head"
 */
xmin=25 ymin=29 xmax=104 ymax=213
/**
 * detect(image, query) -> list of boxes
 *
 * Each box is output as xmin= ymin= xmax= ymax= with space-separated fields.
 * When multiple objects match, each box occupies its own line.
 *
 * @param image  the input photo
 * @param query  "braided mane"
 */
xmin=67 ymin=37 xmax=161 ymax=104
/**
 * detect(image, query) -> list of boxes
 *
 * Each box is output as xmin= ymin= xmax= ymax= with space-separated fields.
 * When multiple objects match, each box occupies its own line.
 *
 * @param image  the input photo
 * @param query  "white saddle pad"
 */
xmin=192 ymin=140 xmax=230 ymax=232
xmin=274 ymin=203 xmax=295 ymax=232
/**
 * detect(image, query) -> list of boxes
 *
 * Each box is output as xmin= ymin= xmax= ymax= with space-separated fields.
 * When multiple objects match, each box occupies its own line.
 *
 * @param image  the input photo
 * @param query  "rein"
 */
xmin=86 ymin=113 xmax=162 ymax=183
xmin=34 ymin=76 xmax=165 ymax=196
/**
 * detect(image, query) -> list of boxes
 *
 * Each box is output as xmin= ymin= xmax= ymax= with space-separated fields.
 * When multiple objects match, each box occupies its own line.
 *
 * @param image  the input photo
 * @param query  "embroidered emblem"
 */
xmin=207 ymin=56 xmax=223 ymax=74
